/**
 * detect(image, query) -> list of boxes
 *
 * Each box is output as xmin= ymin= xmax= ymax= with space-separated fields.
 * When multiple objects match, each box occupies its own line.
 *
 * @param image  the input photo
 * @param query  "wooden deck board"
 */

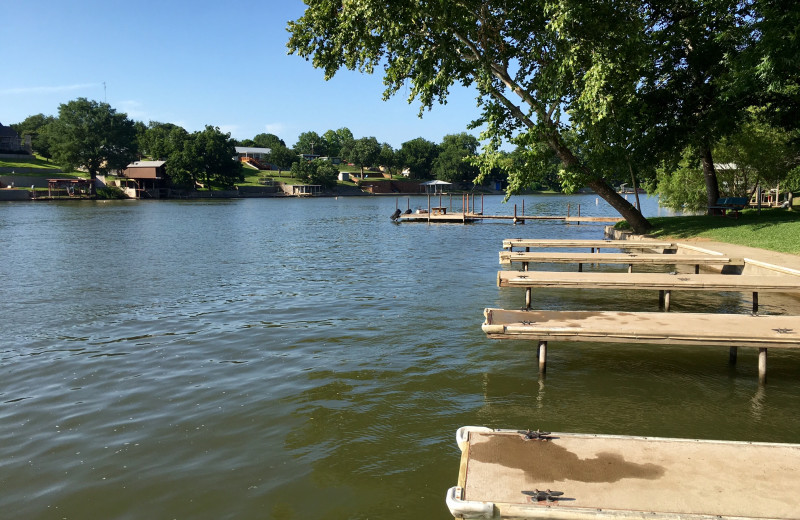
xmin=482 ymin=308 xmax=800 ymax=348
xmin=449 ymin=427 xmax=800 ymax=519
xmin=502 ymin=239 xmax=674 ymax=250
xmin=497 ymin=270 xmax=800 ymax=292
xmin=499 ymin=251 xmax=740 ymax=266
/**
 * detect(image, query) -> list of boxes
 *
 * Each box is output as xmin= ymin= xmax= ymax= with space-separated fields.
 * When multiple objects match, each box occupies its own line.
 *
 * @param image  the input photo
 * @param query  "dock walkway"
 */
xmin=498 ymin=251 xmax=740 ymax=273
xmin=448 ymin=427 xmax=800 ymax=520
xmin=497 ymin=270 xmax=800 ymax=312
xmin=502 ymin=238 xmax=674 ymax=251
xmin=483 ymin=308 xmax=800 ymax=383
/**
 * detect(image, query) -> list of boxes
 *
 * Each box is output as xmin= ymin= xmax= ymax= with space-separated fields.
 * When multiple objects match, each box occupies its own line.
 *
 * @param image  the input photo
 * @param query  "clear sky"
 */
xmin=2 ymin=0 xmax=485 ymax=150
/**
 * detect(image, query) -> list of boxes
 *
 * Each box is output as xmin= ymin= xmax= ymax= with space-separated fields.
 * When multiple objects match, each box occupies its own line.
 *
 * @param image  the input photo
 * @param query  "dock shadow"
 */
xmin=470 ymin=436 xmax=664 ymax=483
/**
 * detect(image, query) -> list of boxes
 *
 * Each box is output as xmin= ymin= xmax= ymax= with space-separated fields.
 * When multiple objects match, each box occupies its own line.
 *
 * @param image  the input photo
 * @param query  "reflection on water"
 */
xmin=1 ymin=195 xmax=799 ymax=519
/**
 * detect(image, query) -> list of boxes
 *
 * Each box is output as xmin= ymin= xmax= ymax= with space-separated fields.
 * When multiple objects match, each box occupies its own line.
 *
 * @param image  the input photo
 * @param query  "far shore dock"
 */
xmin=392 ymin=194 xmax=620 ymax=224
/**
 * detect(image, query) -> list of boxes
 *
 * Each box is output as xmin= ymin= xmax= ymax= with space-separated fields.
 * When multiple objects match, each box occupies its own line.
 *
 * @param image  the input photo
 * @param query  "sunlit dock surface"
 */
xmin=447 ymin=427 xmax=800 ymax=519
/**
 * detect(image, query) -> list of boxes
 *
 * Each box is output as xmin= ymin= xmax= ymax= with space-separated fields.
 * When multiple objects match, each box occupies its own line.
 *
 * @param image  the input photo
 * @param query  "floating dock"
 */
xmin=483 ymin=308 xmax=800 ymax=383
xmin=497 ymin=270 xmax=800 ymax=312
xmin=392 ymin=195 xmax=622 ymax=224
xmin=498 ymin=251 xmax=741 ymax=273
xmin=447 ymin=426 xmax=800 ymax=519
xmin=502 ymin=239 xmax=675 ymax=251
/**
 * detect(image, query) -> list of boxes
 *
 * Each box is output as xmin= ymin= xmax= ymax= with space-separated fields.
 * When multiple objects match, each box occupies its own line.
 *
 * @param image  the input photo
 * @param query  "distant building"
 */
xmin=235 ymin=147 xmax=271 ymax=161
xmin=0 ymin=122 xmax=31 ymax=154
xmin=120 ymin=160 xmax=168 ymax=198
xmin=235 ymin=147 xmax=272 ymax=170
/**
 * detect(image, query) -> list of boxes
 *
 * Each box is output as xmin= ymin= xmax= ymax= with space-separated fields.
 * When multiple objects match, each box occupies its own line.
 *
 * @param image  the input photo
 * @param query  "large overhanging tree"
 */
xmin=50 ymin=98 xmax=137 ymax=194
xmin=288 ymin=0 xmax=656 ymax=232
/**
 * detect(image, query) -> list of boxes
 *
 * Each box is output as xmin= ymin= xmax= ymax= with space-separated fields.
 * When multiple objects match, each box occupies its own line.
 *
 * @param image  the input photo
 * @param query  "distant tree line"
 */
xmin=14 ymin=99 xmax=511 ymax=192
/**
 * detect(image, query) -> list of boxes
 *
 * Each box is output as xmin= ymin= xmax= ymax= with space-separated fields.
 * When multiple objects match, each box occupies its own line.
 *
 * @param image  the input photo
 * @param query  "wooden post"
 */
xmin=427 ymin=193 xmax=431 ymax=223
xmin=758 ymin=348 xmax=767 ymax=384
xmin=538 ymin=341 xmax=547 ymax=373
xmin=729 ymin=346 xmax=738 ymax=364
xmin=481 ymin=194 xmax=484 ymax=215
xmin=695 ymin=265 xmax=700 ymax=274
xmin=578 ymin=263 xmax=583 ymax=272
xmin=514 ymin=204 xmax=518 ymax=224
xmin=753 ymin=292 xmax=759 ymax=314
xmin=525 ymin=288 xmax=531 ymax=310
xmin=664 ymin=290 xmax=671 ymax=312
xmin=567 ymin=203 xmax=571 ymax=218
xmin=628 ymin=264 xmax=633 ymax=273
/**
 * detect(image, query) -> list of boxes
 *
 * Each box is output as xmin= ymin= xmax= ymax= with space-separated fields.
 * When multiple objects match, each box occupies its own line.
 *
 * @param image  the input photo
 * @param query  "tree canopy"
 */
xmin=11 ymin=113 xmax=56 ymax=159
xmin=288 ymin=0 xmax=656 ymax=231
xmin=294 ymin=130 xmax=326 ymax=156
xmin=432 ymin=132 xmax=479 ymax=185
xmin=346 ymin=136 xmax=381 ymax=175
xmin=49 ymin=98 xmax=138 ymax=191
xmin=397 ymin=137 xmax=439 ymax=179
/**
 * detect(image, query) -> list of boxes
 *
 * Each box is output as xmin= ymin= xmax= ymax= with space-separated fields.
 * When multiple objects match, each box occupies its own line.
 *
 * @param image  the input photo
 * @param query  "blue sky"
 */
xmin=2 ymin=0 xmax=485 ymax=150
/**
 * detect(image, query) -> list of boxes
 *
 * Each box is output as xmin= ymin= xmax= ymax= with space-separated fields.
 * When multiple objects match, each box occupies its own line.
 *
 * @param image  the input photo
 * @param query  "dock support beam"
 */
xmin=729 ymin=346 xmax=738 ymax=364
xmin=753 ymin=292 xmax=759 ymax=314
xmin=758 ymin=348 xmax=767 ymax=385
xmin=538 ymin=341 xmax=547 ymax=373
xmin=664 ymin=290 xmax=671 ymax=312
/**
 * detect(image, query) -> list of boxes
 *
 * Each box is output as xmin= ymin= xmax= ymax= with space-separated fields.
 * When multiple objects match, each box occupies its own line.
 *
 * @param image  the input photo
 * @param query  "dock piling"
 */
xmin=753 ymin=292 xmax=759 ymax=314
xmin=759 ymin=348 xmax=767 ymax=384
xmin=729 ymin=346 xmax=738 ymax=364
xmin=538 ymin=341 xmax=547 ymax=373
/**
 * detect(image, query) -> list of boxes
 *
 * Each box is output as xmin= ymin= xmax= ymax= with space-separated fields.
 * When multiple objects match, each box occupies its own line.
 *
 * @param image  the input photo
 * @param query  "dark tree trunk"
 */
xmin=588 ymin=177 xmax=652 ymax=234
xmin=546 ymin=133 xmax=652 ymax=234
xmin=701 ymin=144 xmax=721 ymax=215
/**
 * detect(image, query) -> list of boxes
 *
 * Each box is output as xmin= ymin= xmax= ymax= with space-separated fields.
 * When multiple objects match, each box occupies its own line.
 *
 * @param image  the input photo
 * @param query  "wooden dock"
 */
xmin=447 ymin=426 xmax=800 ymax=519
xmin=502 ymin=238 xmax=674 ymax=251
xmin=395 ymin=212 xmax=622 ymax=224
xmin=483 ymin=308 xmax=800 ymax=383
xmin=497 ymin=270 xmax=800 ymax=312
xmin=498 ymin=251 xmax=740 ymax=273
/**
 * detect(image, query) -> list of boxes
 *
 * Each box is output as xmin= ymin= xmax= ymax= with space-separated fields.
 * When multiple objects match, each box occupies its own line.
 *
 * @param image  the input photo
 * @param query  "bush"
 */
xmin=96 ymin=186 xmax=128 ymax=199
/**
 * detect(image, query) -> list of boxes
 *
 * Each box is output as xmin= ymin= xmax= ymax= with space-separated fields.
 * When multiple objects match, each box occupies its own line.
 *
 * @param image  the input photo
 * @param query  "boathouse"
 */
xmin=420 ymin=179 xmax=452 ymax=194
xmin=120 ymin=160 xmax=168 ymax=198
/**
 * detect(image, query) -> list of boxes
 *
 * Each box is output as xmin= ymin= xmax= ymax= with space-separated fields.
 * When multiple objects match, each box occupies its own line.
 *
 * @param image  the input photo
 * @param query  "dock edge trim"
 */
xmin=446 ymin=486 xmax=494 ymax=519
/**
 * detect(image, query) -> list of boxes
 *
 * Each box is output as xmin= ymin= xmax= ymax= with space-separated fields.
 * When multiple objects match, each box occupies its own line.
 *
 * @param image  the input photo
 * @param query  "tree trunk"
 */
xmin=546 ymin=132 xmax=652 ymax=234
xmin=88 ymin=170 xmax=97 ymax=196
xmin=701 ymin=144 xmax=720 ymax=215
xmin=588 ymin=178 xmax=652 ymax=234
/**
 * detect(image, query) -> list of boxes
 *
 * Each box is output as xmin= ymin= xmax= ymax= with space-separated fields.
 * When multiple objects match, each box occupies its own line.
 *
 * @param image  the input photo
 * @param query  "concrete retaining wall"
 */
xmin=0 ymin=190 xmax=31 ymax=200
xmin=0 ymin=175 xmax=55 ymax=188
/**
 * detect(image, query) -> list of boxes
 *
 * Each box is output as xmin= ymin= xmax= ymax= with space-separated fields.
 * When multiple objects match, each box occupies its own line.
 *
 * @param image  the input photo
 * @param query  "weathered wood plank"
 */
xmin=499 ymin=250 xmax=740 ymax=266
xmin=448 ymin=427 xmax=800 ymax=520
xmin=497 ymin=270 xmax=800 ymax=292
xmin=482 ymin=308 xmax=800 ymax=348
xmin=502 ymin=238 xmax=674 ymax=250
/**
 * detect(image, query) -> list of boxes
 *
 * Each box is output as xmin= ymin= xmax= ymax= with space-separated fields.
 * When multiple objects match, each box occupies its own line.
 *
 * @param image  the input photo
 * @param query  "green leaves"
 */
xmin=50 ymin=98 xmax=137 ymax=179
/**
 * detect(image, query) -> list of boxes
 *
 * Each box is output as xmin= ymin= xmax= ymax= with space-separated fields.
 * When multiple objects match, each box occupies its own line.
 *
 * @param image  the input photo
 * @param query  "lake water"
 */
xmin=1 ymin=194 xmax=799 ymax=519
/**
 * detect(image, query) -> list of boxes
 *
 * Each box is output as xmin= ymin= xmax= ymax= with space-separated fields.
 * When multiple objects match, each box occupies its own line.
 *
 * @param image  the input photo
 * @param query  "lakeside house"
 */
xmin=0 ymin=123 xmax=31 ymax=154
xmin=236 ymin=147 xmax=272 ymax=170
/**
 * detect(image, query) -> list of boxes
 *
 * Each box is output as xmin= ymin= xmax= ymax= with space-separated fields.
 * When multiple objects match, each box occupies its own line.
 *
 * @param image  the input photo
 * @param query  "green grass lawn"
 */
xmin=0 ymin=155 xmax=62 ymax=170
xmin=629 ymin=209 xmax=800 ymax=254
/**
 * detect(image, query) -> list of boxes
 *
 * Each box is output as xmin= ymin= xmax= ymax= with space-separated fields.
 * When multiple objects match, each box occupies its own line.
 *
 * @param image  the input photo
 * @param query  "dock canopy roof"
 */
xmin=123 ymin=161 xmax=167 ymax=179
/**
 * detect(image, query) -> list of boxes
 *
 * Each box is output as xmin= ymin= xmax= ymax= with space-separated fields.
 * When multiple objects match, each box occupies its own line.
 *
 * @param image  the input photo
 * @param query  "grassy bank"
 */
xmin=623 ymin=209 xmax=800 ymax=254
xmin=0 ymin=155 xmax=62 ymax=170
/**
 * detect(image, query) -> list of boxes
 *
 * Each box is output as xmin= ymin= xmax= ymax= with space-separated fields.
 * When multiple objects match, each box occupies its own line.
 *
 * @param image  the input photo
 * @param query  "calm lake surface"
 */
xmin=2 ymin=194 xmax=799 ymax=519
